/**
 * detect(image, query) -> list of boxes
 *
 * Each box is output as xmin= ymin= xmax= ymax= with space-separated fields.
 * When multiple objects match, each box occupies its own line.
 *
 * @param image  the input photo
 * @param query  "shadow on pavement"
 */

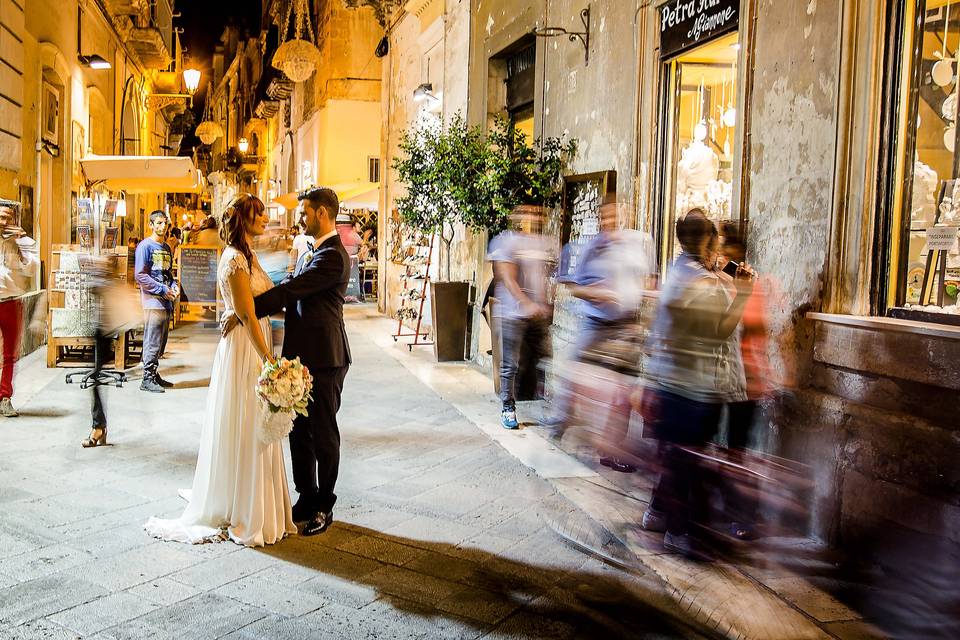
xmin=256 ymin=522 xmax=711 ymax=639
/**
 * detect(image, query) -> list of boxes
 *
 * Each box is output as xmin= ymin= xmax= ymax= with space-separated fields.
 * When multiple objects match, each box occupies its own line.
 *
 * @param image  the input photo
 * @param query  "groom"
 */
xmin=225 ymin=187 xmax=351 ymax=536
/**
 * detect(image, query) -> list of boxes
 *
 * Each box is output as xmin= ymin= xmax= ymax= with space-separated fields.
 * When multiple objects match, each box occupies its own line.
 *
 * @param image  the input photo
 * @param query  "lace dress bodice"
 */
xmin=218 ymin=246 xmax=274 ymax=312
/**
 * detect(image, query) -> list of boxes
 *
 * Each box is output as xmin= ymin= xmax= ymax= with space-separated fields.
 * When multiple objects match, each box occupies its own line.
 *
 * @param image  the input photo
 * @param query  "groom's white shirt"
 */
xmin=312 ymin=230 xmax=337 ymax=251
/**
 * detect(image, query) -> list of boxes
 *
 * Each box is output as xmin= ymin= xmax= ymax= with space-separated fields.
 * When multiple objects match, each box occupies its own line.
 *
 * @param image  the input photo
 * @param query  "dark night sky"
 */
xmin=177 ymin=0 xmax=262 ymax=105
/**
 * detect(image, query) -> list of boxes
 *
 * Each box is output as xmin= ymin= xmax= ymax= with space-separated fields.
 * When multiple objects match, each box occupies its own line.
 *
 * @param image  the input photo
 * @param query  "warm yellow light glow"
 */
xmin=238 ymin=137 xmax=249 ymax=154
xmin=183 ymin=68 xmax=201 ymax=95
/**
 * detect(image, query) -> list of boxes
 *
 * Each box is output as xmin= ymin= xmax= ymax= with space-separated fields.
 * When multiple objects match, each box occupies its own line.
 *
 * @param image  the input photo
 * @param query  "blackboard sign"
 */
xmin=345 ymin=255 xmax=362 ymax=301
xmin=179 ymin=245 xmax=219 ymax=305
xmin=660 ymin=0 xmax=739 ymax=59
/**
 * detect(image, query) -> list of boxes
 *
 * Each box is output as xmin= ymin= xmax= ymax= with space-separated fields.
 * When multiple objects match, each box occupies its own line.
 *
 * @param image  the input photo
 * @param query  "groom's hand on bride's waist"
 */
xmin=220 ymin=311 xmax=241 ymax=337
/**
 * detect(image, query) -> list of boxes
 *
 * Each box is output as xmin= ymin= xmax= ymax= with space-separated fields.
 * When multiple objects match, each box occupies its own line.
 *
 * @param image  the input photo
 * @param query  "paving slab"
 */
xmin=0 ymin=309 xmax=705 ymax=639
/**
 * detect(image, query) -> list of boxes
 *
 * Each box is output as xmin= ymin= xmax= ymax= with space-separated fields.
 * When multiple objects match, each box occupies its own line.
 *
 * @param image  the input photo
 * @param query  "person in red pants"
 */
xmin=0 ymin=200 xmax=39 ymax=417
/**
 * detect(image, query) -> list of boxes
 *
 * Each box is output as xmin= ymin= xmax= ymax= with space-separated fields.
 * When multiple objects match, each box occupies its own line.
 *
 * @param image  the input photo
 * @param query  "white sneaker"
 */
xmin=0 ymin=397 xmax=18 ymax=417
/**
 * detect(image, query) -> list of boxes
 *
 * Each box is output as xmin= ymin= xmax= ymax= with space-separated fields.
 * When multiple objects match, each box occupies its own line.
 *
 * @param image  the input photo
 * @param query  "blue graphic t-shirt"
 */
xmin=134 ymin=237 xmax=174 ymax=310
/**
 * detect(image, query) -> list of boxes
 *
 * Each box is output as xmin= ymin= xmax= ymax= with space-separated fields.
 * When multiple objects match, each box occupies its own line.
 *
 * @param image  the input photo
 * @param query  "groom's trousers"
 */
xmin=289 ymin=365 xmax=348 ymax=514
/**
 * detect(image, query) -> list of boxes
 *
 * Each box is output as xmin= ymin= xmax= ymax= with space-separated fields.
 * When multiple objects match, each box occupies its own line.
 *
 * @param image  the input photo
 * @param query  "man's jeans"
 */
xmin=141 ymin=309 xmax=170 ymax=381
xmin=498 ymin=316 xmax=551 ymax=411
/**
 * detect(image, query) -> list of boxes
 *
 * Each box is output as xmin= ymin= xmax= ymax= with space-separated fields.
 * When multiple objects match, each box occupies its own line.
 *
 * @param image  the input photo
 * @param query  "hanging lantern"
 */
xmin=272 ymin=0 xmax=321 ymax=83
xmin=196 ymin=120 xmax=224 ymax=145
xmin=195 ymin=97 xmax=223 ymax=146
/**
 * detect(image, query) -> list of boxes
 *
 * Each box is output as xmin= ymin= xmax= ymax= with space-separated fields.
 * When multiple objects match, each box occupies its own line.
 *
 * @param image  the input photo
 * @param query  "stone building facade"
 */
xmin=7 ymin=0 xmax=183 ymax=354
xmin=369 ymin=0 xmax=959 ymax=552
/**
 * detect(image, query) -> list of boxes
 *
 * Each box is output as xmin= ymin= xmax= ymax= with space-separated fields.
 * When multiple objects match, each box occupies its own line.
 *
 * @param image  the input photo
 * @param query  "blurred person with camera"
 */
xmin=639 ymin=209 xmax=754 ymax=560
xmin=0 ymin=200 xmax=38 ymax=417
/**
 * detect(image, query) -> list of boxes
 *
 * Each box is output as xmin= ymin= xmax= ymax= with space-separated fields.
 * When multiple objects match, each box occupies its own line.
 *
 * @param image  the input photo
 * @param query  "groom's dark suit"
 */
xmin=254 ymin=233 xmax=351 ymax=514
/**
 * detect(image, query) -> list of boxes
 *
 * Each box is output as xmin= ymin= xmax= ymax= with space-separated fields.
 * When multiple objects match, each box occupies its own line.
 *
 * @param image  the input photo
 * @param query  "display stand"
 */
xmin=392 ymin=233 xmax=434 ymax=351
xmin=65 ymin=255 xmax=127 ymax=388
xmin=177 ymin=244 xmax=222 ymax=323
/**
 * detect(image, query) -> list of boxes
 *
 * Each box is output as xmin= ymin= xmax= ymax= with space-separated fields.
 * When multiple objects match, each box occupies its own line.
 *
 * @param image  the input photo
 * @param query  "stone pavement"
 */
xmin=367 ymin=309 xmax=889 ymax=640
xmin=0 ymin=307 xmax=705 ymax=640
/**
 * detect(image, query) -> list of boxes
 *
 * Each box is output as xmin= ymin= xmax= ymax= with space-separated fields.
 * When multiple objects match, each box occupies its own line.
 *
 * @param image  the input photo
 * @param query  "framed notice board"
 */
xmin=178 ymin=245 xmax=221 ymax=319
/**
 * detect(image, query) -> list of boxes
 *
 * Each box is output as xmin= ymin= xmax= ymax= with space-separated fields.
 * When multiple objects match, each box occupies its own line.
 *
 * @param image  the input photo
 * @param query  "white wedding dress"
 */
xmin=144 ymin=247 xmax=296 ymax=547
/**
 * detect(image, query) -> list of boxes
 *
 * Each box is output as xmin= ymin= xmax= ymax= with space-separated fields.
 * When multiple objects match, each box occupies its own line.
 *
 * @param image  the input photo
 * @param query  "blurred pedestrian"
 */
xmin=488 ymin=205 xmax=556 ymax=430
xmin=289 ymin=221 xmax=314 ymax=272
xmin=135 ymin=210 xmax=178 ymax=393
xmin=167 ymin=226 xmax=182 ymax=256
xmin=546 ymin=197 xmax=655 ymax=467
xmin=718 ymin=222 xmax=770 ymax=539
xmin=640 ymin=209 xmax=754 ymax=560
xmin=194 ymin=215 xmax=221 ymax=246
xmin=0 ymin=199 xmax=38 ymax=417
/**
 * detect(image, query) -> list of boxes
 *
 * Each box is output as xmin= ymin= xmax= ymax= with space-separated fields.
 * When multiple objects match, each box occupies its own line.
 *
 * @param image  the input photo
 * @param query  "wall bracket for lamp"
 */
xmin=532 ymin=5 xmax=591 ymax=66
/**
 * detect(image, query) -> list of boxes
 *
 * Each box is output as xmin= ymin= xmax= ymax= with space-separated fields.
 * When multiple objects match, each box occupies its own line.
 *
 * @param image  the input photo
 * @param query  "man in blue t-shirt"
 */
xmin=135 ymin=210 xmax=178 ymax=393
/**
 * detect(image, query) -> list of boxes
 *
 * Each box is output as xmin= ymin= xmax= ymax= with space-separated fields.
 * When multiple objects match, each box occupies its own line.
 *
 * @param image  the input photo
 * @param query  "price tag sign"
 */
xmin=926 ymin=225 xmax=959 ymax=251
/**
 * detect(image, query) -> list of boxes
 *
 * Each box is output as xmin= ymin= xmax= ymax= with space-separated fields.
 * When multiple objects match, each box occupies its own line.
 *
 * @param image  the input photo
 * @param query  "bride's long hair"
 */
xmin=220 ymin=193 xmax=263 ymax=262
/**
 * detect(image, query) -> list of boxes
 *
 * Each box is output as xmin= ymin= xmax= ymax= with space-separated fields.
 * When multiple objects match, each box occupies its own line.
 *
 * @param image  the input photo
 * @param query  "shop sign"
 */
xmin=926 ymin=225 xmax=960 ymax=251
xmin=660 ymin=0 xmax=740 ymax=59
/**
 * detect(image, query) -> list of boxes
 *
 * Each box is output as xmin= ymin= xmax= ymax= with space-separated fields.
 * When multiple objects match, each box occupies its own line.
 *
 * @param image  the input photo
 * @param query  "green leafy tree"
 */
xmin=393 ymin=113 xmax=577 ymax=280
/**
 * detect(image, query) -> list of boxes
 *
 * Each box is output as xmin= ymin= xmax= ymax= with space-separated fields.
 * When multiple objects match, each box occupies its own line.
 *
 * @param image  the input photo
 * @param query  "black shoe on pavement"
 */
xmin=156 ymin=376 xmax=174 ymax=388
xmin=302 ymin=510 xmax=333 ymax=536
xmin=140 ymin=378 xmax=165 ymax=393
xmin=599 ymin=456 xmax=637 ymax=473
xmin=291 ymin=500 xmax=312 ymax=523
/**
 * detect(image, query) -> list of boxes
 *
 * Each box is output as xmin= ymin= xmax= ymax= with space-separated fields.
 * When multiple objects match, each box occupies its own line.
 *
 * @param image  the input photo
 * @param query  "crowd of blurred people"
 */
xmin=487 ymin=200 xmax=800 ymax=563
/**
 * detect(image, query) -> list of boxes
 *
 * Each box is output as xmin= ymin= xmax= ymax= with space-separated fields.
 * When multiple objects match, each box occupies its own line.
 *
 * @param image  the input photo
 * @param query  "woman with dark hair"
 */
xmin=640 ymin=209 xmax=755 ymax=560
xmin=145 ymin=193 xmax=296 ymax=547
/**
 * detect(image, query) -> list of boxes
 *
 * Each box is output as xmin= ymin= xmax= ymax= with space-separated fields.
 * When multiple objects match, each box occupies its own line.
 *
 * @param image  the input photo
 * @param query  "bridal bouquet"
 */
xmin=255 ymin=356 xmax=314 ymax=444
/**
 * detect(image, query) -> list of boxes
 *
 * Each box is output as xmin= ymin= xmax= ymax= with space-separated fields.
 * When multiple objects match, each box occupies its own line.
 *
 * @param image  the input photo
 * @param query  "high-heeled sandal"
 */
xmin=81 ymin=427 xmax=107 ymax=448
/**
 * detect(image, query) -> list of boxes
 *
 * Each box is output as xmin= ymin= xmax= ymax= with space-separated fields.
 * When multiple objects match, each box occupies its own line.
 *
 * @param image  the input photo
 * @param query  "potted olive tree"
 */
xmin=393 ymin=113 xmax=576 ymax=362
xmin=394 ymin=116 xmax=476 ymax=360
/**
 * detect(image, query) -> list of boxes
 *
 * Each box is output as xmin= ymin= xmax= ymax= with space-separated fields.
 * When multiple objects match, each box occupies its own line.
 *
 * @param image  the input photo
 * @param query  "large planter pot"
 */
xmin=430 ymin=281 xmax=470 ymax=361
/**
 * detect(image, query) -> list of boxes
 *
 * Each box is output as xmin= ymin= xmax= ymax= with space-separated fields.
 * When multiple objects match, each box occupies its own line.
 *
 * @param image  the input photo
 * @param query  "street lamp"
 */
xmin=183 ymin=68 xmax=201 ymax=96
xmin=237 ymin=137 xmax=249 ymax=154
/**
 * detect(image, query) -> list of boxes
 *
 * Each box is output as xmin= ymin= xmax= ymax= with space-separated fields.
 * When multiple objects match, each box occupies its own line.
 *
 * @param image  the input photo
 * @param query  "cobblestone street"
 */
xmin=0 ymin=306 xmax=701 ymax=639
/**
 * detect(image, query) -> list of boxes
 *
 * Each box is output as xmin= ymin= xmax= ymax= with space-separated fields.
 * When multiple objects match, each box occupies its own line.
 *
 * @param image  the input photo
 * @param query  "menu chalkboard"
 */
xmin=179 ymin=246 xmax=219 ymax=305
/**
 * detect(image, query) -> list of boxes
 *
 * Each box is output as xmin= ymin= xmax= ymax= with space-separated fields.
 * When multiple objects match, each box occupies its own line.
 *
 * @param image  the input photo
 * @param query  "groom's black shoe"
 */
xmin=302 ymin=510 xmax=333 ymax=536
xmin=291 ymin=500 xmax=312 ymax=523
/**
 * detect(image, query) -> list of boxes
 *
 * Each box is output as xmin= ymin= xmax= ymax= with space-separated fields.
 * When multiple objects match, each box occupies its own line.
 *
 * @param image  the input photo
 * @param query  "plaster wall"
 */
xmin=740 ymin=0 xmax=843 ymax=540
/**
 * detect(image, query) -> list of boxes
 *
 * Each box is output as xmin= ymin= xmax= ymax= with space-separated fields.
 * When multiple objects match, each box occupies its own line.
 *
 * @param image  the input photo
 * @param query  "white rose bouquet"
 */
xmin=255 ymin=356 xmax=314 ymax=444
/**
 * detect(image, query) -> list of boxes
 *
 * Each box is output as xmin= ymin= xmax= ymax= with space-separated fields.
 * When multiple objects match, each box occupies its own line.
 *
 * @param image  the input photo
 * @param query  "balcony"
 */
xmin=102 ymin=0 xmax=172 ymax=69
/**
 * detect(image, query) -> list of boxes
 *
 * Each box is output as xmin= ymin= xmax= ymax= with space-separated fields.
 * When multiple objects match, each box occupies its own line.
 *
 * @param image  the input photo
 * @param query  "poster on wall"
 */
xmin=42 ymin=82 xmax=59 ymax=143
xmin=72 ymin=121 xmax=85 ymax=186
xmin=660 ymin=0 xmax=740 ymax=59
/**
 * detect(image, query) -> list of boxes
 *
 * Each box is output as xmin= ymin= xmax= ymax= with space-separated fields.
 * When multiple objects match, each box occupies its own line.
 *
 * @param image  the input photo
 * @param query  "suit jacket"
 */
xmin=255 ymin=234 xmax=352 ymax=370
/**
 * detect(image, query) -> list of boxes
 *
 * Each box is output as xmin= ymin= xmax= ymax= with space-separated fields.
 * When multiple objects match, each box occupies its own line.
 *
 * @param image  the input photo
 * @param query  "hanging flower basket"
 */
xmin=196 ymin=120 xmax=223 ymax=146
xmin=272 ymin=39 xmax=322 ymax=83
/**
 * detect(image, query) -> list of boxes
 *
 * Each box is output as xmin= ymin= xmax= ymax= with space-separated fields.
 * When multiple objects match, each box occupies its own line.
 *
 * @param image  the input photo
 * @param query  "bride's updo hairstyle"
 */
xmin=220 ymin=193 xmax=264 ymax=263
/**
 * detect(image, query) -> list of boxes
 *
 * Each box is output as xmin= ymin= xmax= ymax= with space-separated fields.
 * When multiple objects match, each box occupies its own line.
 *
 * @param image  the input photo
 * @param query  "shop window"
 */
xmin=657 ymin=31 xmax=740 ymax=265
xmin=882 ymin=0 xmax=960 ymax=323
xmin=655 ymin=0 xmax=741 ymax=268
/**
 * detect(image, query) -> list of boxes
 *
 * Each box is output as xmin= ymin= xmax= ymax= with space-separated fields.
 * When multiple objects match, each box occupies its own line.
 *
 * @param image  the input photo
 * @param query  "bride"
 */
xmin=145 ymin=194 xmax=296 ymax=546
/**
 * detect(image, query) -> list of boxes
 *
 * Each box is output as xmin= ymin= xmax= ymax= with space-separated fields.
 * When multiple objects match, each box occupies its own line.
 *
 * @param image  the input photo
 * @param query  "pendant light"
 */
xmin=933 ymin=1 xmax=955 ymax=87
xmin=272 ymin=0 xmax=322 ymax=83
xmin=196 ymin=98 xmax=223 ymax=146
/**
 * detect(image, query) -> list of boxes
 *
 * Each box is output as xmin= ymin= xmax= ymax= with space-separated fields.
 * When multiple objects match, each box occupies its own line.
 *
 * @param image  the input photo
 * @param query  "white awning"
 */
xmin=80 ymin=155 xmax=203 ymax=193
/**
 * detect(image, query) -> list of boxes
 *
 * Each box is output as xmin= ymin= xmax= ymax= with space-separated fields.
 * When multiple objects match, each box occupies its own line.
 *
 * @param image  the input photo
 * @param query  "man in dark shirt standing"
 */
xmin=135 ymin=210 xmax=178 ymax=393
